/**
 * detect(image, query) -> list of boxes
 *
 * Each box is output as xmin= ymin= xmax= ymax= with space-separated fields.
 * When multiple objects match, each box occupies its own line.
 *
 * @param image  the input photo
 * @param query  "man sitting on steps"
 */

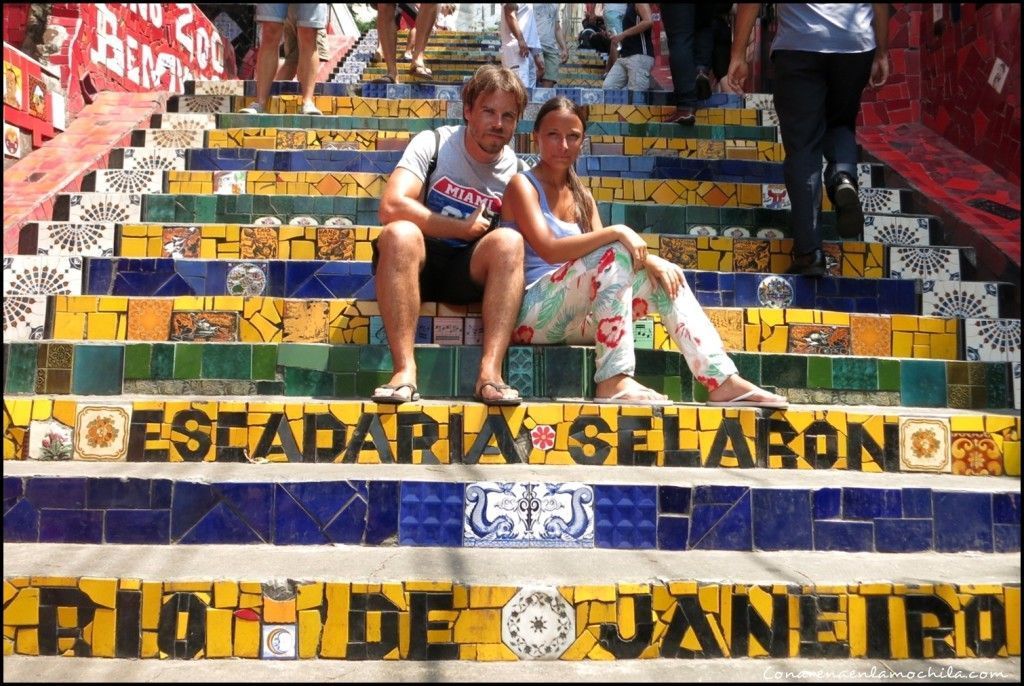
xmin=370 ymin=65 xmax=529 ymax=406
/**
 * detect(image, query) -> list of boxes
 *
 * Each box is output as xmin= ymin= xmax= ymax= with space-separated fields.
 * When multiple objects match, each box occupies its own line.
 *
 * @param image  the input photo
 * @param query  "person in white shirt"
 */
xmin=500 ymin=4 xmax=545 ymax=88
xmin=535 ymin=4 xmax=569 ymax=87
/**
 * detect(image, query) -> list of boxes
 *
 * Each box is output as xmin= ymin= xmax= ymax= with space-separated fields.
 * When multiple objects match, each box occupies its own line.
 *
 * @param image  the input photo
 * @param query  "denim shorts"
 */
xmin=254 ymin=3 xmax=328 ymax=29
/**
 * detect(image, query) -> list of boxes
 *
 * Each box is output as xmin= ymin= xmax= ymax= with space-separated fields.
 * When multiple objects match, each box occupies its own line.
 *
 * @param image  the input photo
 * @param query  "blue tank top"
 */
xmin=519 ymin=170 xmax=583 ymax=286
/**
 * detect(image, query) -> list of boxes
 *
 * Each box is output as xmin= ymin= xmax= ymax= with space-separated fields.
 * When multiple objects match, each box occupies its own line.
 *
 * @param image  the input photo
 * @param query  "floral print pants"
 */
xmin=512 ymin=244 xmax=738 ymax=388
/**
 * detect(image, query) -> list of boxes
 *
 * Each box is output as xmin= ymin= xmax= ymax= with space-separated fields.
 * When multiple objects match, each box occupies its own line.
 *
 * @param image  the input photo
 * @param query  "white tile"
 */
xmin=213 ymin=170 xmax=247 ymax=195
xmin=463 ymin=317 xmax=483 ymax=346
xmin=898 ymin=417 xmax=951 ymax=473
xmin=73 ymin=404 xmax=132 ymax=461
xmin=2 ymin=297 xmax=48 ymax=340
xmin=3 ymin=256 xmax=82 ymax=296
xmin=119 ymin=147 xmax=187 ymax=171
xmin=27 ymin=419 xmax=74 ymax=461
xmin=138 ymin=128 xmax=205 ymax=148
xmin=192 ymin=80 xmax=244 ymax=96
xmin=433 ymin=316 xmax=463 ymax=345
xmin=859 ymin=187 xmax=902 ymax=214
xmin=502 ymin=587 xmax=575 ymax=660
xmin=862 ymin=215 xmax=930 ymax=246
xmin=33 ymin=222 xmax=116 ymax=256
xmin=155 ymin=112 xmax=218 ymax=129
xmin=921 ymin=281 xmax=1001 ymax=318
xmin=762 ymin=183 xmax=789 ymax=210
xmin=261 ymin=625 xmax=297 ymax=659
xmin=176 ymin=95 xmax=231 ymax=113
xmin=463 ymin=482 xmax=594 ymax=548
xmin=92 ymin=169 xmax=164 ymax=194
xmin=888 ymin=247 xmax=961 ymax=280
xmin=66 ymin=193 xmax=143 ymax=224
xmin=964 ymin=318 xmax=1021 ymax=362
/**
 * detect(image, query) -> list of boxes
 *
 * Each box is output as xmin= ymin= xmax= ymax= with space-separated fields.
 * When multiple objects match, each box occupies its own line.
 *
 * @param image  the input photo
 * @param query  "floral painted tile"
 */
xmin=127 ymin=299 xmax=174 ymax=341
xmin=27 ymin=419 xmax=73 ymax=461
xmin=463 ymin=482 xmax=594 ymax=548
xmin=3 ymin=296 xmax=47 ymax=341
xmin=3 ymin=256 xmax=82 ymax=296
xmin=162 ymin=226 xmax=202 ymax=258
xmin=502 ymin=587 xmax=575 ymax=660
xmin=899 ymin=417 xmax=951 ymax=473
xmin=951 ymin=431 xmax=1005 ymax=476
xmin=862 ymin=215 xmax=930 ymax=246
xmin=170 ymin=312 xmax=239 ymax=342
xmin=73 ymin=404 xmax=132 ymax=461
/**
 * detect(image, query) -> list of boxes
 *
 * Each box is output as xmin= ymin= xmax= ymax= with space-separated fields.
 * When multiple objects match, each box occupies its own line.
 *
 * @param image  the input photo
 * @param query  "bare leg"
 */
xmin=254 ymin=22 xmax=284 ymax=108
xmin=376 ymin=4 xmax=398 ymax=81
xmin=404 ymin=27 xmax=416 ymax=59
xmin=375 ymin=220 xmax=426 ymax=392
xmin=469 ymin=228 xmax=524 ymax=400
xmin=296 ymin=26 xmax=318 ymax=108
xmin=411 ymin=4 xmax=438 ymax=73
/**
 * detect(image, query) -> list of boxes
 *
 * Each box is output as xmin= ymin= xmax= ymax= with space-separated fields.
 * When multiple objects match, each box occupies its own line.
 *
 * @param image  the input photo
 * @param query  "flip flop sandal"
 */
xmin=474 ymin=382 xmax=522 ymax=407
xmin=371 ymin=75 xmax=397 ymax=84
xmin=371 ymin=383 xmax=420 ymax=404
xmin=705 ymin=388 xmax=788 ymax=409
xmin=593 ymin=388 xmax=673 ymax=406
xmin=409 ymin=63 xmax=433 ymax=78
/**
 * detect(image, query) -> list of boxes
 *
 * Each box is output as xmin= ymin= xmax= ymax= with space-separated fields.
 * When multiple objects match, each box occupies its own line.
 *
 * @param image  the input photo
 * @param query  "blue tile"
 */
xmin=874 ymin=518 xmax=933 ymax=552
xmin=752 ymin=489 xmax=812 ymax=550
xmin=902 ymin=488 xmax=932 ymax=518
xmin=657 ymin=516 xmax=688 ymax=550
xmin=274 ymin=486 xmax=331 ymax=545
xmin=594 ymin=485 xmax=657 ymax=549
xmin=992 ymin=493 xmax=1020 ymax=524
xmin=178 ymin=501 xmax=266 ymax=544
xmin=658 ymin=486 xmax=690 ymax=514
xmin=39 ymin=509 xmax=103 ymax=543
xmin=26 ymin=477 xmax=86 ymax=509
xmin=933 ymin=492 xmax=993 ymax=552
xmin=216 ymin=483 xmax=273 ymax=541
xmin=152 ymin=479 xmax=172 ymax=509
xmin=994 ymin=524 xmax=1021 ymax=553
xmin=689 ymin=490 xmax=751 ymax=550
xmin=813 ymin=520 xmax=873 ymax=551
xmin=842 ymin=488 xmax=900 ymax=520
xmin=280 ymin=481 xmax=359 ymax=526
xmin=3 ymin=476 xmax=23 ymax=509
xmin=85 ymin=258 xmax=113 ymax=294
xmin=813 ymin=488 xmax=841 ymax=519
xmin=86 ymin=478 xmax=154 ymax=509
xmin=366 ymin=481 xmax=400 ymax=545
xmin=3 ymin=499 xmax=39 ymax=542
xmin=105 ymin=510 xmax=171 ymax=544
xmin=323 ymin=497 xmax=368 ymax=544
xmin=170 ymin=481 xmax=219 ymax=540
xmin=900 ymin=360 xmax=948 ymax=408
xmin=398 ymin=481 xmax=464 ymax=547
xmin=694 ymin=484 xmax=748 ymax=504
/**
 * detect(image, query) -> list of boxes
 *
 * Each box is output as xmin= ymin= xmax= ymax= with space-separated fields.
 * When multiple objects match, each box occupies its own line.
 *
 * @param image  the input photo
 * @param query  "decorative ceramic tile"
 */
xmin=857 ymin=163 xmax=873 ymax=189
xmin=119 ymin=147 xmax=187 ymax=170
xmin=633 ymin=318 xmax=654 ymax=349
xmin=213 ymin=170 xmax=247 ymax=195
xmin=762 ymin=183 xmax=789 ymax=209
xmin=261 ymin=625 xmax=297 ymax=660
xmin=288 ymin=215 xmax=319 ymax=226
xmin=176 ymin=95 xmax=231 ymax=113
xmin=170 ymin=312 xmax=239 ymax=342
xmin=433 ymin=316 xmax=463 ymax=345
xmin=66 ymin=193 xmax=143 ymax=224
xmin=226 ymin=262 xmax=268 ymax=296
xmin=315 ymin=227 xmax=354 ymax=260
xmin=721 ymin=226 xmax=751 ymax=238
xmin=282 ymin=300 xmax=327 ymax=342
xmin=33 ymin=222 xmax=116 ymax=256
xmin=252 ymin=216 xmax=283 ymax=226
xmin=744 ymin=93 xmax=774 ymax=111
xmin=862 ymin=215 xmax=930 ymax=246
xmin=506 ymin=346 xmax=534 ymax=398
xmin=888 ymin=247 xmax=961 ymax=280
xmin=529 ymin=425 xmax=556 ymax=451
xmin=964 ymin=318 xmax=1021 ymax=362
xmin=755 ymin=227 xmax=786 ymax=239
xmin=757 ymin=275 xmax=794 ymax=308
xmin=464 ymin=317 xmax=483 ymax=346
xmin=240 ymin=226 xmax=279 ymax=259
xmin=93 ymin=169 xmax=163 ymax=194
xmin=144 ymin=128 xmax=205 ymax=148
xmin=899 ymin=417 xmax=951 ymax=473
xmin=922 ymin=281 xmax=1001 ymax=318
xmin=501 ymin=587 xmax=575 ymax=660
xmin=3 ymin=297 xmax=47 ymax=340
xmin=323 ymin=216 xmax=354 ymax=227
xmin=27 ymin=419 xmax=73 ymax=461
xmin=788 ymin=325 xmax=851 ymax=355
xmin=463 ymin=482 xmax=594 ymax=548
xmin=73 ymin=404 xmax=131 ymax=461
xmin=3 ymin=256 xmax=82 ymax=296
xmin=193 ymin=80 xmax=244 ymax=96
xmin=859 ymin=187 xmax=901 ymax=214
xmin=734 ymin=239 xmax=771 ymax=272
xmin=951 ymin=431 xmax=1005 ymax=476
xmin=688 ymin=225 xmax=716 ymax=237
xmin=161 ymin=226 xmax=202 ymax=258
xmin=156 ymin=112 xmax=217 ymax=129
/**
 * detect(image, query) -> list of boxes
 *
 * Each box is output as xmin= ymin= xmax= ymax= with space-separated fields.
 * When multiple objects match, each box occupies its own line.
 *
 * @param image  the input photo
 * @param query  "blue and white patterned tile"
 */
xmin=32 ymin=222 xmax=116 ymax=256
xmin=154 ymin=112 xmax=217 ymax=129
xmin=463 ymin=482 xmax=594 ymax=548
xmin=863 ymin=215 xmax=930 ymax=246
xmin=261 ymin=624 xmax=297 ymax=659
xmin=921 ymin=280 xmax=1002 ymax=318
xmin=857 ymin=163 xmax=874 ymax=189
xmin=138 ymin=128 xmax=205 ymax=148
xmin=92 ymin=169 xmax=164 ymax=194
xmin=859 ymin=187 xmax=901 ymax=214
xmin=3 ymin=256 xmax=83 ymax=296
xmin=63 ymin=193 xmax=142 ymax=224
xmin=464 ymin=317 xmax=483 ymax=346
xmin=445 ymin=100 xmax=463 ymax=120
xmin=763 ymin=183 xmax=789 ymax=209
xmin=744 ymin=93 xmax=774 ymax=111
xmin=502 ymin=587 xmax=575 ymax=660
xmin=964 ymin=318 xmax=1021 ymax=362
xmin=888 ymin=247 xmax=961 ymax=280
xmin=2 ymin=297 xmax=47 ymax=341
xmin=118 ymin=147 xmax=187 ymax=171
xmin=531 ymin=87 xmax=556 ymax=104
xmin=898 ymin=417 xmax=951 ymax=473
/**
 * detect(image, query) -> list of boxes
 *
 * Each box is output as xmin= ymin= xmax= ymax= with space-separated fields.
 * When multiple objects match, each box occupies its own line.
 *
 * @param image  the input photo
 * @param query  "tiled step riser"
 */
xmin=5 ymin=475 xmax=1020 ymax=553
xmin=5 ymin=342 xmax=1016 ymax=410
xmin=4 ymin=397 xmax=1020 ymax=476
xmin=4 ymin=575 xmax=1017 ymax=660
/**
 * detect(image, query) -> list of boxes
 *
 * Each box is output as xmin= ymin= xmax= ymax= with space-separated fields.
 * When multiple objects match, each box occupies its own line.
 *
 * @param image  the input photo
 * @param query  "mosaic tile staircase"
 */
xmin=3 ymin=31 xmax=1020 ymax=669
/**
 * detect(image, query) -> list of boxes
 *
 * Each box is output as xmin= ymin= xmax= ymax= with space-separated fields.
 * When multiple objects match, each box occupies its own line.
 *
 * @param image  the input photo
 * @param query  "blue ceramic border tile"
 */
xmin=842 ymin=488 xmax=901 ymax=520
xmin=689 ymin=488 xmax=751 ymax=550
xmin=39 ymin=509 xmax=103 ymax=543
xmin=659 ymin=485 xmax=691 ymax=514
xmin=593 ymin=484 xmax=657 ymax=549
xmin=874 ymin=518 xmax=933 ymax=553
xmin=399 ymin=481 xmax=464 ymax=547
xmin=933 ymin=491 xmax=993 ymax=552
xmin=86 ymin=478 xmax=156 ymax=509
xmin=366 ymin=481 xmax=400 ymax=544
xmin=26 ymin=477 xmax=87 ymax=509
xmin=752 ymin=489 xmax=812 ymax=550
xmin=814 ymin=520 xmax=873 ymax=552
xmin=105 ymin=510 xmax=171 ymax=544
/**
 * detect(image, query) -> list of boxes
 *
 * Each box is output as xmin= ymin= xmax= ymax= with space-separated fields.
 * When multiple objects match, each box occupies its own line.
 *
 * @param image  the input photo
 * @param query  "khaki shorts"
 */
xmin=542 ymin=50 xmax=561 ymax=83
xmin=282 ymin=17 xmax=330 ymax=65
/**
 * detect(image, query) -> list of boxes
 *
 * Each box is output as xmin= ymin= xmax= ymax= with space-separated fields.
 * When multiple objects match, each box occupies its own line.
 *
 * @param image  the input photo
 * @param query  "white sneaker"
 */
xmin=301 ymin=101 xmax=322 ymax=115
xmin=238 ymin=102 xmax=263 ymax=114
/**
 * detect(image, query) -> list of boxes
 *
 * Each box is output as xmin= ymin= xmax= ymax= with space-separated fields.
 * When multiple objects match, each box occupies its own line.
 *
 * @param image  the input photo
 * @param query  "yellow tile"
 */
xmin=3 ymin=587 xmax=39 ymax=626
xmin=263 ymin=597 xmax=296 ymax=623
xmin=80 ymin=578 xmax=117 ymax=608
xmin=453 ymin=609 xmax=501 ymax=644
xmin=52 ymin=313 xmax=85 ymax=340
xmin=233 ymin=614 xmax=261 ymax=658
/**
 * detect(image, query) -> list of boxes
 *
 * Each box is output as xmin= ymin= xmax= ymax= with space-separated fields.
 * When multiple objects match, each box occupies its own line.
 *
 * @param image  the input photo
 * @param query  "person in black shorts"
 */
xmin=370 ymin=65 xmax=529 ymax=405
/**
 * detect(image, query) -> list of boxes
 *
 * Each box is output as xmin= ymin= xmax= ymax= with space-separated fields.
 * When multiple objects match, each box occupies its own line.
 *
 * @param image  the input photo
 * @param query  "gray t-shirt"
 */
xmin=395 ymin=125 xmax=519 ymax=247
xmin=535 ymin=4 xmax=561 ymax=52
xmin=772 ymin=4 xmax=877 ymax=54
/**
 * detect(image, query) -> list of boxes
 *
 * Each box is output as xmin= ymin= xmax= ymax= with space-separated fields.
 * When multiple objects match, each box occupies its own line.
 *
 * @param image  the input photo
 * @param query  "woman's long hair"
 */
xmin=534 ymin=96 xmax=593 ymax=233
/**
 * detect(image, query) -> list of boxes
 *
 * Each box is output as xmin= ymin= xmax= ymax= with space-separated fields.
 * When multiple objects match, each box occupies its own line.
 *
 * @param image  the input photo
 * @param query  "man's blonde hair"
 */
xmin=461 ymin=64 xmax=528 ymax=121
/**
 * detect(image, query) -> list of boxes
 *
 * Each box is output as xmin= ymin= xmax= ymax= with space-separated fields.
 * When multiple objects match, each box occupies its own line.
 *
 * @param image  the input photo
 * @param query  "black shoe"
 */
xmin=786 ymin=249 xmax=826 ymax=277
xmin=695 ymin=68 xmax=712 ymax=101
xmin=832 ymin=174 xmax=864 ymax=238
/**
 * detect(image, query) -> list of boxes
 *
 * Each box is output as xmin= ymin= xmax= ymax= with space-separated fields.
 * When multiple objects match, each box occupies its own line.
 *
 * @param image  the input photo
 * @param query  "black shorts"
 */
xmin=372 ymin=237 xmax=485 ymax=305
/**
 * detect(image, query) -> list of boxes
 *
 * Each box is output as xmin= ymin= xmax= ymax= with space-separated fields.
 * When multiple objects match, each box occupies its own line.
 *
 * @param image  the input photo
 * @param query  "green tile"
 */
xmin=334 ymin=373 xmax=357 ymax=398
xmin=806 ymin=356 xmax=832 ymax=389
xmin=832 ymin=357 xmax=877 ymax=391
xmin=635 ymin=349 xmax=682 ymax=377
xmin=760 ymin=353 xmax=806 ymax=388
xmin=900 ymin=360 xmax=946 ymax=408
xmin=151 ymin=344 xmax=175 ymax=380
xmin=414 ymin=347 xmax=455 ymax=398
xmin=5 ymin=343 xmax=38 ymax=393
xmin=968 ymin=361 xmax=987 ymax=386
xmin=986 ymin=363 xmax=1010 ymax=408
xmin=277 ymin=343 xmax=329 ymax=371
xmin=358 ymin=346 xmax=393 ymax=373
xmin=256 ymin=380 xmax=285 ymax=395
xmin=730 ymin=353 xmax=762 ymax=387
xmin=877 ymin=359 xmax=901 ymax=391
xmin=252 ymin=345 xmax=278 ymax=380
xmin=72 ymin=345 xmax=124 ymax=395
xmin=356 ymin=371 xmax=394 ymax=397
xmin=946 ymin=361 xmax=970 ymax=385
xmin=542 ymin=347 xmax=588 ymax=399
xmin=327 ymin=346 xmax=360 ymax=373
xmin=143 ymin=196 xmax=175 ymax=222
xmin=173 ymin=344 xmax=202 ymax=379
xmin=123 ymin=344 xmax=151 ymax=380
xmin=284 ymin=367 xmax=334 ymax=397
xmin=203 ymin=344 xmax=252 ymax=379
xmin=459 ymin=346 xmax=484 ymax=398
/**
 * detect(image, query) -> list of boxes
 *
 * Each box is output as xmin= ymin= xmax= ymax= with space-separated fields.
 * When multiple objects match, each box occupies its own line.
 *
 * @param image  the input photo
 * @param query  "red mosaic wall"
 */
xmin=2 ymin=5 xmax=30 ymax=48
xmin=918 ymin=3 xmax=1020 ymax=184
xmin=858 ymin=4 xmax=923 ymax=127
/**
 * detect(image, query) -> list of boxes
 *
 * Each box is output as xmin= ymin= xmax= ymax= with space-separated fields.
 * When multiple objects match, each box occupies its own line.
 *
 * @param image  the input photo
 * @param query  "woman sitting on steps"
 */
xmin=500 ymin=96 xmax=789 ymax=408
